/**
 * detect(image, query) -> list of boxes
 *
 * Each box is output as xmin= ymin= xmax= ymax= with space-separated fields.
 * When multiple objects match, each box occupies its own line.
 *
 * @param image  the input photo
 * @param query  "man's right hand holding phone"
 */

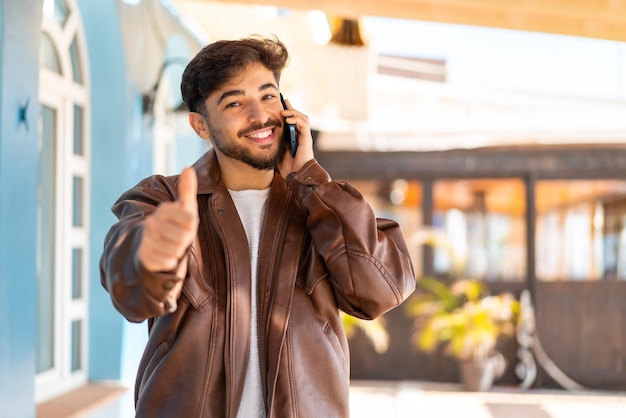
xmin=278 ymin=95 xmax=315 ymax=178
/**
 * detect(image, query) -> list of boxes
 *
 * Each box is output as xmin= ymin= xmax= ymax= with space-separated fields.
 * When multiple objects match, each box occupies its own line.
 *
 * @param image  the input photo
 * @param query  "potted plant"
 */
xmin=341 ymin=313 xmax=390 ymax=354
xmin=406 ymin=277 xmax=520 ymax=391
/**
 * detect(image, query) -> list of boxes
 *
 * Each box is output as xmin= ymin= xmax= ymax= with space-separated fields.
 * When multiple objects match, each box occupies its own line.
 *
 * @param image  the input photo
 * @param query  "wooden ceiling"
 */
xmin=187 ymin=0 xmax=626 ymax=42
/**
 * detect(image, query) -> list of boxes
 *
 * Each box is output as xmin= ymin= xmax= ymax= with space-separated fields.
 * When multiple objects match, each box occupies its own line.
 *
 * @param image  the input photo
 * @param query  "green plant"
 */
xmin=406 ymin=277 xmax=519 ymax=362
xmin=341 ymin=313 xmax=390 ymax=354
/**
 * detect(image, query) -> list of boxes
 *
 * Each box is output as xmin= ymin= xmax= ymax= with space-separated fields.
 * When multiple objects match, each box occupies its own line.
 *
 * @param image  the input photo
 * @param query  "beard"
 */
xmin=205 ymin=117 xmax=284 ymax=171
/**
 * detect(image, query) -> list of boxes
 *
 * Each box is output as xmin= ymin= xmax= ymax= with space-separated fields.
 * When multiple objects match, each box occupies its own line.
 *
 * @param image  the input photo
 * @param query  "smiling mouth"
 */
xmin=245 ymin=128 xmax=274 ymax=143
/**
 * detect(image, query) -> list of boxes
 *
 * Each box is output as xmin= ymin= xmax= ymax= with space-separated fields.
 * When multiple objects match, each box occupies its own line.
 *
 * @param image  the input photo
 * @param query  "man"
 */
xmin=100 ymin=36 xmax=415 ymax=418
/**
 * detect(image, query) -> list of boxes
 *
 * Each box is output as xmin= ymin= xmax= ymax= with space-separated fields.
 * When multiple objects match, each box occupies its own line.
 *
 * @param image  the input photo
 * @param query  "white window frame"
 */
xmin=36 ymin=0 xmax=91 ymax=404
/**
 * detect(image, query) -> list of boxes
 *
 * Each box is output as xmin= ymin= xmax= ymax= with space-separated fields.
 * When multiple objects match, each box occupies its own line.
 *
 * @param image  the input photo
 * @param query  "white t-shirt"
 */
xmin=229 ymin=188 xmax=270 ymax=418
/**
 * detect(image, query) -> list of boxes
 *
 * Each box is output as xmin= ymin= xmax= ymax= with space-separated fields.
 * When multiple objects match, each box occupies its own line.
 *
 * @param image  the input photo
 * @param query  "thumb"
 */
xmin=178 ymin=166 xmax=198 ymax=211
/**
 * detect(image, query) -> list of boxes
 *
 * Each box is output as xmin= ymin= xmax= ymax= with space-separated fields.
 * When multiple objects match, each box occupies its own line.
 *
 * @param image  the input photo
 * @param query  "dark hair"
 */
xmin=181 ymin=36 xmax=289 ymax=115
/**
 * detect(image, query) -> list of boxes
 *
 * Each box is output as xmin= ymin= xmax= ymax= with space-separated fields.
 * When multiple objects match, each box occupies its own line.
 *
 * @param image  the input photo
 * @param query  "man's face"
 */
xmin=200 ymin=62 xmax=287 ymax=171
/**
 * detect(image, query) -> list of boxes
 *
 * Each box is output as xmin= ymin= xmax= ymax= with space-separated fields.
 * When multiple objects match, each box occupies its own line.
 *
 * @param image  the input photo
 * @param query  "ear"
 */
xmin=189 ymin=112 xmax=211 ymax=139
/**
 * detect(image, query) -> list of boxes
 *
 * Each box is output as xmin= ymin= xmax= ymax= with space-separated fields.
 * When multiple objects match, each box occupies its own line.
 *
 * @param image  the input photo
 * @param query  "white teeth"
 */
xmin=248 ymin=129 xmax=272 ymax=139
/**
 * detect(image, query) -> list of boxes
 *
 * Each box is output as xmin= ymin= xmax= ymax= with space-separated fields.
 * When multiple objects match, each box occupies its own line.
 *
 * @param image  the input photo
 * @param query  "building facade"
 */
xmin=0 ymin=1 xmax=204 ymax=415
xmin=2 ymin=1 xmax=626 ymax=417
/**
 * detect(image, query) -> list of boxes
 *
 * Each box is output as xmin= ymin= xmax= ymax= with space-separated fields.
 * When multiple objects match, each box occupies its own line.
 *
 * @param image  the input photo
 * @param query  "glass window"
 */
xmin=72 ymin=176 xmax=83 ymax=227
xmin=43 ymin=0 xmax=69 ymax=27
xmin=71 ymin=248 xmax=82 ymax=299
xmin=71 ymin=320 xmax=82 ymax=372
xmin=37 ymin=105 xmax=57 ymax=373
xmin=73 ymin=105 xmax=84 ymax=155
xmin=40 ymin=33 xmax=61 ymax=74
xmin=69 ymin=36 xmax=82 ymax=84
xmin=536 ymin=180 xmax=626 ymax=281
xmin=433 ymin=179 xmax=526 ymax=282
xmin=37 ymin=0 xmax=91 ymax=401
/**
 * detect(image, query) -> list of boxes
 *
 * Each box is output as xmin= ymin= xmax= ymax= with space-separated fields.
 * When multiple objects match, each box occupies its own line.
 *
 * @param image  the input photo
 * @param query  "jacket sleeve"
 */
xmin=99 ymin=175 xmax=187 ymax=323
xmin=287 ymin=159 xmax=416 ymax=320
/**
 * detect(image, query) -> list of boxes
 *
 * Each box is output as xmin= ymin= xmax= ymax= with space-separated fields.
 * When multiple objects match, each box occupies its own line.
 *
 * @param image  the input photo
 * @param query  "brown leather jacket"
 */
xmin=100 ymin=150 xmax=415 ymax=417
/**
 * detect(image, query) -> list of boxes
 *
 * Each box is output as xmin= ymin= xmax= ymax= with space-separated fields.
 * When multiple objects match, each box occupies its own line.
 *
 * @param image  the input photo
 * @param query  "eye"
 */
xmin=225 ymin=101 xmax=241 ymax=109
xmin=262 ymin=93 xmax=276 ymax=101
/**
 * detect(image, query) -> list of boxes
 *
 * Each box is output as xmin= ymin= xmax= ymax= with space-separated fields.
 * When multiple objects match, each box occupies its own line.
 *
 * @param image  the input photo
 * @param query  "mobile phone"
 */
xmin=280 ymin=93 xmax=297 ymax=157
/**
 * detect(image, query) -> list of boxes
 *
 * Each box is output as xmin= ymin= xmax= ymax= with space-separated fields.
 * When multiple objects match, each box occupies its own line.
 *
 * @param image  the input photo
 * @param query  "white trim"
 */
xmin=36 ymin=0 xmax=91 ymax=404
xmin=153 ymin=77 xmax=178 ymax=175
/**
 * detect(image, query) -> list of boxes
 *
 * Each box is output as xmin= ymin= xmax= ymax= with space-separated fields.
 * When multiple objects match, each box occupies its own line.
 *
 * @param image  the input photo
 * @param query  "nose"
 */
xmin=247 ymin=101 xmax=269 ymax=123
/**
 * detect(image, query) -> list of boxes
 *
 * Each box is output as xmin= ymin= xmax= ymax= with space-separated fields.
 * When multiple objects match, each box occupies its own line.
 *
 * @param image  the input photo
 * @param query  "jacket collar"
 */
xmin=192 ymin=149 xmax=221 ymax=195
xmin=192 ymin=148 xmax=287 ymax=195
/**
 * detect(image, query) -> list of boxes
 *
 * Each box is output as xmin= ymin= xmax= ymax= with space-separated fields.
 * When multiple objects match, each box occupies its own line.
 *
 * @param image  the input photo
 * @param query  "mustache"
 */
xmin=238 ymin=119 xmax=281 ymax=137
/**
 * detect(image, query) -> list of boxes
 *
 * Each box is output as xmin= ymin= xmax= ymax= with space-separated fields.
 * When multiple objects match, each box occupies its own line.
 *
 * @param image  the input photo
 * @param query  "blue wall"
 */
xmin=0 ymin=1 xmax=199 ymax=414
xmin=78 ymin=0 xmax=151 ymax=383
xmin=163 ymin=34 xmax=209 ymax=174
xmin=0 ymin=1 xmax=43 ymax=417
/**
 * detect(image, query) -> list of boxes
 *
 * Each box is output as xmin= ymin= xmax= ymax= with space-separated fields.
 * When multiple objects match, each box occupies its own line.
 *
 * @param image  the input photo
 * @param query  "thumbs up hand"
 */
xmin=177 ymin=166 xmax=198 ymax=214
xmin=138 ymin=167 xmax=199 ymax=273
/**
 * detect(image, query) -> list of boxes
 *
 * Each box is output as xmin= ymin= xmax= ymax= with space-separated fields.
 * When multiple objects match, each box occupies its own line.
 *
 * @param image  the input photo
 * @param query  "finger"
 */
xmin=140 ymin=252 xmax=178 ymax=272
xmin=178 ymin=167 xmax=198 ymax=212
xmin=138 ymin=233 xmax=179 ymax=272
xmin=142 ymin=208 xmax=193 ymax=251
xmin=154 ymin=202 xmax=197 ymax=230
xmin=147 ymin=221 xmax=194 ymax=253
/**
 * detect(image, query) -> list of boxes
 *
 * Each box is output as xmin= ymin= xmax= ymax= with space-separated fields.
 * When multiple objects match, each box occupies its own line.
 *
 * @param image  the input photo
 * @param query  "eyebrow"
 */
xmin=216 ymin=83 xmax=278 ymax=106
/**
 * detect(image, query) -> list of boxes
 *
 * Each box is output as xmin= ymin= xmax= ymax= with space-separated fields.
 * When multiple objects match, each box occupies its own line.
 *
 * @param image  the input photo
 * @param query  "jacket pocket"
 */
xmin=137 ymin=337 xmax=172 ymax=396
xmin=182 ymin=246 xmax=214 ymax=311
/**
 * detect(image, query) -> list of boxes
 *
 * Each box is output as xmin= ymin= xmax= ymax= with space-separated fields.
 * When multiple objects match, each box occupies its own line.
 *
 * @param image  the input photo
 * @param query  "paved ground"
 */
xmin=350 ymin=380 xmax=626 ymax=418
xmin=84 ymin=380 xmax=626 ymax=418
